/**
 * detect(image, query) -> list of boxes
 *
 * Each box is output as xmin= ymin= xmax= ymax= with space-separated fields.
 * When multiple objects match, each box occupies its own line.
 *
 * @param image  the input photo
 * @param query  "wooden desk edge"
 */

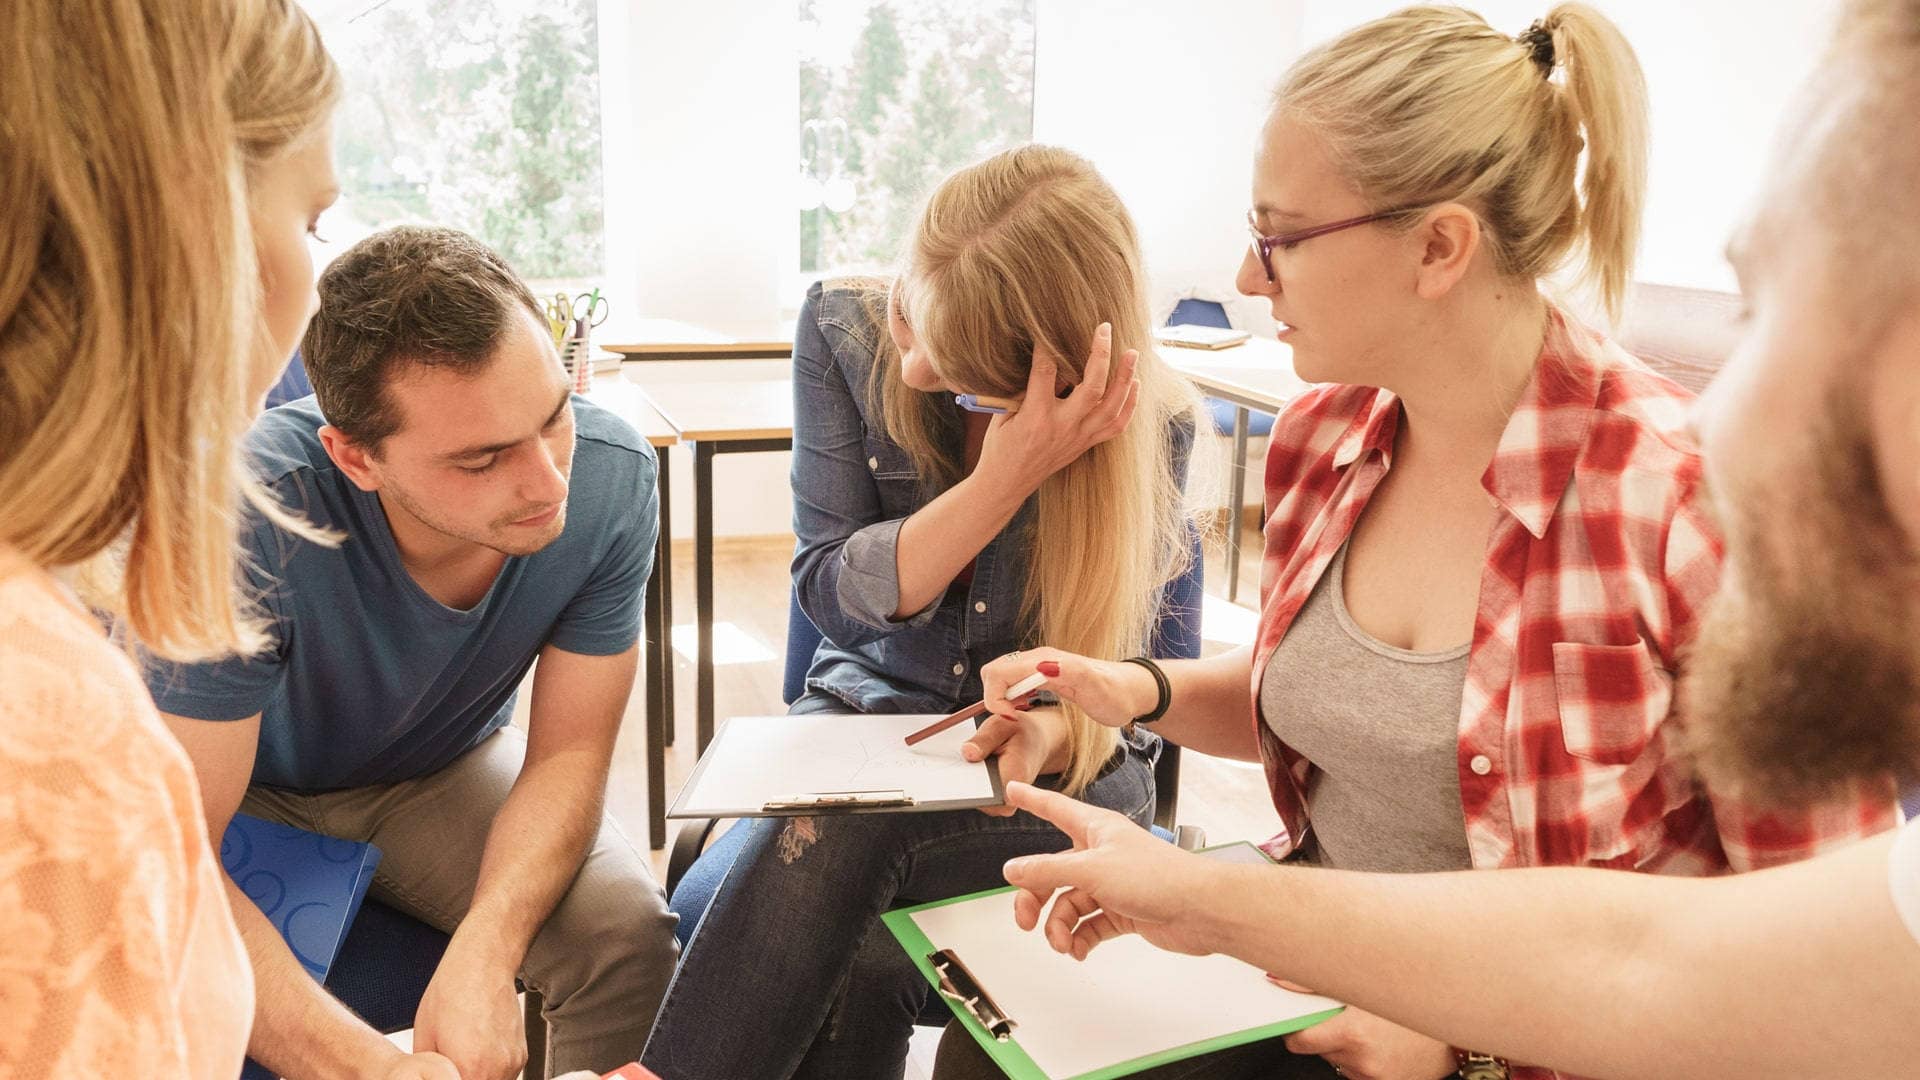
xmin=670 ymin=425 xmax=795 ymax=443
xmin=604 ymin=344 xmax=792 ymax=360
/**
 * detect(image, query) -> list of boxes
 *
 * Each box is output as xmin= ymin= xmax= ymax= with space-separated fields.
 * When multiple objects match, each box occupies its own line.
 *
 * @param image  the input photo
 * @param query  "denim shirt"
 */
xmin=790 ymin=280 xmax=1190 ymax=714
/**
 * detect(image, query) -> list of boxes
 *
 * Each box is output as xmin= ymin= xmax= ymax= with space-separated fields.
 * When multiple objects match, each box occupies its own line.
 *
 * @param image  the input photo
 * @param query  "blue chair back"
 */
xmin=782 ymin=599 xmax=822 ymax=706
xmin=1167 ymin=298 xmax=1232 ymax=329
xmin=266 ymin=347 xmax=313 ymax=409
xmin=1168 ymin=299 xmax=1277 ymax=438
xmin=1150 ymin=525 xmax=1207 ymax=662
xmin=1901 ymin=784 xmax=1919 ymax=822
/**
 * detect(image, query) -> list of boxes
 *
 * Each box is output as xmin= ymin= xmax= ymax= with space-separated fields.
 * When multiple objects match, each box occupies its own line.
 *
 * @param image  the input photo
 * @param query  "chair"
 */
xmin=781 ymin=589 xmax=822 ymax=707
xmin=265 ymin=347 xmax=313 ymax=410
xmin=667 ymin=526 xmax=1211 ymax=919
xmin=325 ymin=900 xmax=548 ymax=1079
xmin=1168 ymin=298 xmax=1272 ymax=604
xmin=1168 ymin=298 xmax=1277 ymax=443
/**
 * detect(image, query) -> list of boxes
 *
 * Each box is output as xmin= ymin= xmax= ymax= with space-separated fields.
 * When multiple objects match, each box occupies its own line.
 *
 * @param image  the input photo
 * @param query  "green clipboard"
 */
xmin=881 ymin=842 xmax=1344 ymax=1080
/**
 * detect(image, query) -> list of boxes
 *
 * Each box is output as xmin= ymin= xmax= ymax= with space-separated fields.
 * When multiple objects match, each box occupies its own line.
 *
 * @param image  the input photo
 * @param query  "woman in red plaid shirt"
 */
xmin=958 ymin=5 xmax=1901 ymax=1080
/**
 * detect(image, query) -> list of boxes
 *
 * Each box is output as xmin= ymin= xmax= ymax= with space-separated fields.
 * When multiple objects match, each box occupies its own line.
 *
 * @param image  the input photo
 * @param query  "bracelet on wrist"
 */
xmin=1120 ymin=656 xmax=1172 ymax=724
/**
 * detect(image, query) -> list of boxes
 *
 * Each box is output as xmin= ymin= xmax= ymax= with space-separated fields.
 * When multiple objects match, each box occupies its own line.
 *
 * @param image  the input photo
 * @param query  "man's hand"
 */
xmin=412 ymin=937 xmax=526 ymax=1080
xmin=381 ymin=1052 xmax=463 ymax=1080
xmin=962 ymin=708 xmax=1072 ymax=816
xmin=998 ymin=781 xmax=1219 ymax=956
xmin=1281 ymin=1003 xmax=1458 ymax=1080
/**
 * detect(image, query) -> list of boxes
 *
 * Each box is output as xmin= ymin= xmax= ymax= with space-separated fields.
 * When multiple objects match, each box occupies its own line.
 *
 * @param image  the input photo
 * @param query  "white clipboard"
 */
xmin=667 ymin=713 xmax=1006 ymax=818
xmin=883 ymin=843 xmax=1345 ymax=1080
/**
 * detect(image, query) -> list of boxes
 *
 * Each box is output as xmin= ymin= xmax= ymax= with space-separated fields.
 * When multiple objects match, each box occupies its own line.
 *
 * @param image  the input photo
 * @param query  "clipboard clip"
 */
xmin=761 ymin=789 xmax=916 ymax=812
xmin=930 ymin=948 xmax=1017 ymax=1043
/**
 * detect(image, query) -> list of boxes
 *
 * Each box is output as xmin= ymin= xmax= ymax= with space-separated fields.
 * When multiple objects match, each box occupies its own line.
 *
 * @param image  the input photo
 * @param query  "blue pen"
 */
xmin=954 ymin=393 xmax=1019 ymax=414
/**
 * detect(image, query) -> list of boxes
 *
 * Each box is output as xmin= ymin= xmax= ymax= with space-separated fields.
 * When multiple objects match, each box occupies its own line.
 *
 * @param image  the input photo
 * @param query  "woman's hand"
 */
xmin=1281 ymin=1003 xmax=1460 ymax=1080
xmin=980 ymin=648 xmax=1159 ymax=727
xmin=962 ymin=706 xmax=1072 ymax=816
xmin=971 ymin=322 xmax=1139 ymax=501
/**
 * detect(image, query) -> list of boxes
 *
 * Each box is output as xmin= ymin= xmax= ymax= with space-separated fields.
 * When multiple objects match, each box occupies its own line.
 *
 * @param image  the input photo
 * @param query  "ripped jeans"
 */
xmin=641 ymin=691 xmax=1159 ymax=1080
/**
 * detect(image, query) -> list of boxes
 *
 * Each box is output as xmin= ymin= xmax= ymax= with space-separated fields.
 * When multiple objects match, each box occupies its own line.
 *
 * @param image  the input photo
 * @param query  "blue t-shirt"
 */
xmin=146 ymin=395 xmax=658 ymax=792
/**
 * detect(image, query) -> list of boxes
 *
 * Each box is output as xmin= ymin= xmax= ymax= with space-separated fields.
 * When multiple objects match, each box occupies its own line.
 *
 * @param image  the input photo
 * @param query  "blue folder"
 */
xmin=221 ymin=814 xmax=382 ymax=1080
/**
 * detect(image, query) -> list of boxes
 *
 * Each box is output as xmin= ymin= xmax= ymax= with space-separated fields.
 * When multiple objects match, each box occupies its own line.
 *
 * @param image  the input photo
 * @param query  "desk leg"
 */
xmin=694 ymin=441 xmax=716 ymax=753
xmin=1226 ymin=406 xmax=1250 ymax=604
xmin=642 ymin=534 xmax=667 ymax=850
xmin=656 ymin=449 xmax=675 ymax=748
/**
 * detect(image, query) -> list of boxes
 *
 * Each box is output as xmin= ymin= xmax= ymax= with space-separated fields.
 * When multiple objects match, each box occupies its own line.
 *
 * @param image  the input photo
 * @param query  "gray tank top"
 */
xmin=1259 ymin=542 xmax=1474 ymax=873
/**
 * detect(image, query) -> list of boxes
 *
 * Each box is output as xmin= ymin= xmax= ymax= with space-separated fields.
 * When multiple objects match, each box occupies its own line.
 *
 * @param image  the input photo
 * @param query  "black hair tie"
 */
xmin=1518 ymin=20 xmax=1556 ymax=76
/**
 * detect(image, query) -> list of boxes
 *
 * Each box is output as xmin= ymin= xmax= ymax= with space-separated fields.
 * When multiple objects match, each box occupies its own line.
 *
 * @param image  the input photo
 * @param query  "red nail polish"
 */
xmin=1038 ymin=660 xmax=1061 ymax=677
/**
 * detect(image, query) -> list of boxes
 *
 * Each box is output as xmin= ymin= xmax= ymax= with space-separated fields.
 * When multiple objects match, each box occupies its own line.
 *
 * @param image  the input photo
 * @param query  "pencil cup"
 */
xmin=561 ymin=323 xmax=593 ymax=393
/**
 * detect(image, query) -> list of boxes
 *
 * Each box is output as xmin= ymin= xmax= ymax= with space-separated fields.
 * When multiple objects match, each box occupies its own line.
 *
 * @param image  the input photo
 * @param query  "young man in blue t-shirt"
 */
xmin=152 ymin=226 xmax=672 ymax=1080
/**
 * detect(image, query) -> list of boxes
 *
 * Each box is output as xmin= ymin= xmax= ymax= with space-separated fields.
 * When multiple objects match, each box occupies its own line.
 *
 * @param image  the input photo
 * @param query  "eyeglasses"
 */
xmin=1245 ymin=205 xmax=1426 ymax=284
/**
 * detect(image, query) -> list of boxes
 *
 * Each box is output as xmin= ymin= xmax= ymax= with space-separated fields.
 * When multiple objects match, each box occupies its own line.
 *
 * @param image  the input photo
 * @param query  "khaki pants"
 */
xmin=242 ymin=725 xmax=678 ymax=1077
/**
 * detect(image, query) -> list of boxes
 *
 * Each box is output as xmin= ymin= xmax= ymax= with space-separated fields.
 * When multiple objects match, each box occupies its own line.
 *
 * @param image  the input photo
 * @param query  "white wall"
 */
xmin=600 ymin=0 xmax=799 ymax=539
xmin=1032 ymin=1 xmax=1306 ymax=334
xmin=602 ymin=0 xmax=797 ymax=336
xmin=1290 ymin=1 xmax=1840 ymax=293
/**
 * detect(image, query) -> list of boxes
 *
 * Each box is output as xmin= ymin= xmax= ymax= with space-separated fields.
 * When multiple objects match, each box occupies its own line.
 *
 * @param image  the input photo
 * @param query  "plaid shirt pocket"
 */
xmin=1551 ymin=640 xmax=1672 ymax=766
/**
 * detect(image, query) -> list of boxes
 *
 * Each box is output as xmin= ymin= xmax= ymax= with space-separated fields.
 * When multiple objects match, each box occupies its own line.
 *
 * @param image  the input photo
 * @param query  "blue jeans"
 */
xmin=642 ymin=692 xmax=1160 ymax=1080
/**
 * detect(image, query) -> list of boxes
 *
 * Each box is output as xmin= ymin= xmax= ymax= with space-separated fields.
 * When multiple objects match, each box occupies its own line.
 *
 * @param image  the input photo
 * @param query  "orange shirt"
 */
xmin=0 ymin=546 xmax=252 ymax=1079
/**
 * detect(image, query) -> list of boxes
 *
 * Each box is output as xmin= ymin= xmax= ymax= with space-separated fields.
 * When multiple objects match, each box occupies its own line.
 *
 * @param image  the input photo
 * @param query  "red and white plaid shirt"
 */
xmin=1248 ymin=314 xmax=1896 ymax=1079
xmin=1250 ymin=311 xmax=1896 ymax=876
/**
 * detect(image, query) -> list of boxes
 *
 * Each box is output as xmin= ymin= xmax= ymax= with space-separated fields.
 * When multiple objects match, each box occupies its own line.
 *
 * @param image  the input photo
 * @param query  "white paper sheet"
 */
xmin=670 ymin=714 xmax=1000 ymax=817
xmin=909 ymin=888 xmax=1342 ymax=1079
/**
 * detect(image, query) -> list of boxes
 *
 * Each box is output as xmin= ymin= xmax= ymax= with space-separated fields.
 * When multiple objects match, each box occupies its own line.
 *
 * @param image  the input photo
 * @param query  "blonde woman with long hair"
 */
xmin=0 ymin=1 xmax=461 ymax=1076
xmin=643 ymin=144 xmax=1203 ymax=1079
xmin=949 ymin=6 xmax=1898 ymax=1080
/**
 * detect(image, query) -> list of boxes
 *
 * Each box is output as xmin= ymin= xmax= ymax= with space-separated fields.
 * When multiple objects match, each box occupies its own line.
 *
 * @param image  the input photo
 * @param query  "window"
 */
xmin=308 ymin=0 xmax=605 ymax=293
xmin=796 ymin=0 xmax=1037 ymax=278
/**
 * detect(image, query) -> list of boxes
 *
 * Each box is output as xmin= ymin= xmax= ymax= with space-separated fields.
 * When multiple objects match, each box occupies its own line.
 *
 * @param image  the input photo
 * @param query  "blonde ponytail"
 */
xmin=1278 ymin=3 xmax=1650 ymax=319
xmin=1538 ymin=4 xmax=1649 ymax=318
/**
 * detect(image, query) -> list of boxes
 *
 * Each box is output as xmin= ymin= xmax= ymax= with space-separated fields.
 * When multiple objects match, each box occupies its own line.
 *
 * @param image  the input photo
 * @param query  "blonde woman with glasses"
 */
xmin=949 ymin=6 xmax=1898 ymax=1080
xmin=643 ymin=144 xmax=1205 ymax=1080
xmin=0 ymin=1 xmax=462 ymax=1076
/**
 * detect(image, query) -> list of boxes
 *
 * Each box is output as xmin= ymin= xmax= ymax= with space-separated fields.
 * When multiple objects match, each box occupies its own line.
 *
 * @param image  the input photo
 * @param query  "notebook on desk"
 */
xmin=883 ymin=842 xmax=1343 ymax=1080
xmin=1156 ymin=324 xmax=1253 ymax=350
xmin=668 ymin=713 xmax=1006 ymax=818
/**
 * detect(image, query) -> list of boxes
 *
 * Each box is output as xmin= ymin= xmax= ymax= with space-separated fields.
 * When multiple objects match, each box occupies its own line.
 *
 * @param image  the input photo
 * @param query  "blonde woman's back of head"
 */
xmin=885 ymin=144 xmax=1203 ymax=794
xmin=0 ymin=0 xmax=338 ymax=661
xmin=1279 ymin=4 xmax=1648 ymax=319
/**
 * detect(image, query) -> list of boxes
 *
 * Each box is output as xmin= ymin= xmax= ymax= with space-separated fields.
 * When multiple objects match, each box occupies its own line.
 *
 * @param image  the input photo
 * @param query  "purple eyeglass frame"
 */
xmin=1245 ymin=205 xmax=1426 ymax=283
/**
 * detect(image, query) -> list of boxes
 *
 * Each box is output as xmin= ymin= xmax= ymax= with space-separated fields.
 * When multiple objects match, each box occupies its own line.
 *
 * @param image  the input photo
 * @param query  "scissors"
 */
xmin=558 ymin=288 xmax=610 ymax=329
xmin=544 ymin=289 xmax=610 ymax=344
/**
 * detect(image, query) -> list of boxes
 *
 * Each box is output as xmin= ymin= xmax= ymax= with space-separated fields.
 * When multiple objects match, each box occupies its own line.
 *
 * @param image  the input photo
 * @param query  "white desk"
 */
xmin=1164 ymin=336 xmax=1310 ymax=602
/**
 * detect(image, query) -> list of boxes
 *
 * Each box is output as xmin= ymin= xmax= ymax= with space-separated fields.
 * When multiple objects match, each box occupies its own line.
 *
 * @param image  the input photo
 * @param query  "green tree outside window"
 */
xmin=799 ymin=0 xmax=1037 ymax=276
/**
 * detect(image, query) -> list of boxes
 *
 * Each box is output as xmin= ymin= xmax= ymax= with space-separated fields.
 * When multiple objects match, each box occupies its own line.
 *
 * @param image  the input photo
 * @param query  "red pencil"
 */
xmin=902 ymin=670 xmax=1049 ymax=746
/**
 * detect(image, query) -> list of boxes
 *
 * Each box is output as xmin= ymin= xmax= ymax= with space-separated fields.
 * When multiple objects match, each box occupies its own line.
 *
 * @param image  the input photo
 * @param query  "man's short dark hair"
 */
xmin=301 ymin=225 xmax=543 ymax=449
